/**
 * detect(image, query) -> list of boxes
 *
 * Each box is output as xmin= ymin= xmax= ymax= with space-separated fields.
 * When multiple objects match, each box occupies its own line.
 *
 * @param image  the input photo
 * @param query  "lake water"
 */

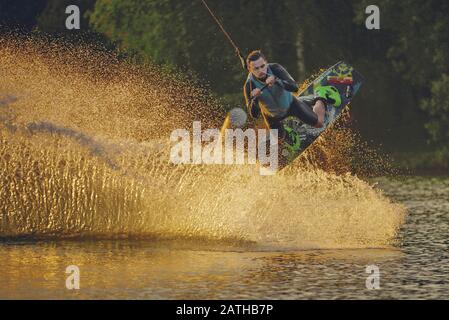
xmin=1 ymin=176 xmax=448 ymax=300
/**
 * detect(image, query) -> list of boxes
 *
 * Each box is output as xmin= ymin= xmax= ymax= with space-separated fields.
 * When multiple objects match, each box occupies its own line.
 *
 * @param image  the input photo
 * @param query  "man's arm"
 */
xmin=244 ymin=80 xmax=261 ymax=119
xmin=270 ymin=63 xmax=299 ymax=92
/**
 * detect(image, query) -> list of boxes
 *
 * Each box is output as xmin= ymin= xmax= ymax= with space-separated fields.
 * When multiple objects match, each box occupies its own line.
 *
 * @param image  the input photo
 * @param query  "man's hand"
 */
xmin=251 ymin=88 xmax=262 ymax=98
xmin=265 ymin=75 xmax=276 ymax=87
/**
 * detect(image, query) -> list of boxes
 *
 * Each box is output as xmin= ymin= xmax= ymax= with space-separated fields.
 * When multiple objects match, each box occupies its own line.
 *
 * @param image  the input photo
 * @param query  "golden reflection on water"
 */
xmin=0 ymin=240 xmax=403 ymax=300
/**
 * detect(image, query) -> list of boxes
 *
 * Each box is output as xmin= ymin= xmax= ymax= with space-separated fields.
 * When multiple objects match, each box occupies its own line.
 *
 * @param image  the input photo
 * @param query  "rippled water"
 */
xmin=0 ymin=176 xmax=447 ymax=300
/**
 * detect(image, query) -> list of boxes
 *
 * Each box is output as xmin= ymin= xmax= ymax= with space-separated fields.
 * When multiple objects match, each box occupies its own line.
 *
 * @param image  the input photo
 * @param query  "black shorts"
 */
xmin=264 ymin=96 xmax=319 ymax=133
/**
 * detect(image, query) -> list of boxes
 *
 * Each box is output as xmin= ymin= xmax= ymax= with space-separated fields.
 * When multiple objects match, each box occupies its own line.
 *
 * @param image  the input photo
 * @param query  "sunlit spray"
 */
xmin=0 ymin=36 xmax=406 ymax=248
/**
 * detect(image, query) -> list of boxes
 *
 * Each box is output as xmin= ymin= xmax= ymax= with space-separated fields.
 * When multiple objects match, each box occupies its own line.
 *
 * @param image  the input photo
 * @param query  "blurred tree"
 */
xmin=421 ymin=75 xmax=449 ymax=150
xmin=89 ymin=0 xmax=301 ymax=99
xmin=355 ymin=0 xmax=449 ymax=148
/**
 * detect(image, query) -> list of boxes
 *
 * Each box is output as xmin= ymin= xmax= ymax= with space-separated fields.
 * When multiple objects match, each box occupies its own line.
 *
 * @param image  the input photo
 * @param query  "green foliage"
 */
xmin=88 ymin=0 xmax=302 ymax=95
xmin=355 ymin=0 xmax=449 ymax=150
xmin=421 ymin=74 xmax=449 ymax=145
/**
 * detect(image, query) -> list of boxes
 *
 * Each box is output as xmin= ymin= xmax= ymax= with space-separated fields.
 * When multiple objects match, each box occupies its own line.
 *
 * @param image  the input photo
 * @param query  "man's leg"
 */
xmin=312 ymin=100 xmax=325 ymax=128
xmin=262 ymin=114 xmax=286 ymax=140
xmin=289 ymin=97 xmax=325 ymax=128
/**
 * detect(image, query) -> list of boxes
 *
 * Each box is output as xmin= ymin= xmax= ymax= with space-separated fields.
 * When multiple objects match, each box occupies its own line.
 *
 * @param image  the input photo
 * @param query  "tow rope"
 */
xmin=200 ymin=0 xmax=247 ymax=70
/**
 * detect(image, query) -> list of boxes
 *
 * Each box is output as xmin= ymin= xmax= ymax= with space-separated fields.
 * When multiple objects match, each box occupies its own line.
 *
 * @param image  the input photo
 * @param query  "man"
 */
xmin=243 ymin=50 xmax=326 ymax=144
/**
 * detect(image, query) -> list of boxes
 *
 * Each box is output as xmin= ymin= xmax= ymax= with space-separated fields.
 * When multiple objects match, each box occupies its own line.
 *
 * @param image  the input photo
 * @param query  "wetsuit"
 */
xmin=243 ymin=63 xmax=324 ymax=135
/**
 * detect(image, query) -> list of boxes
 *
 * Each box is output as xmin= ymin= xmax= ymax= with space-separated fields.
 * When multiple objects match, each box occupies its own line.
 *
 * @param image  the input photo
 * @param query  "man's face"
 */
xmin=249 ymin=57 xmax=268 ymax=79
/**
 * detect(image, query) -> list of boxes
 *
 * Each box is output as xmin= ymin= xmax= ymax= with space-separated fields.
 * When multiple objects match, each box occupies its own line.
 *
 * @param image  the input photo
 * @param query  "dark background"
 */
xmin=1 ymin=0 xmax=448 ymax=171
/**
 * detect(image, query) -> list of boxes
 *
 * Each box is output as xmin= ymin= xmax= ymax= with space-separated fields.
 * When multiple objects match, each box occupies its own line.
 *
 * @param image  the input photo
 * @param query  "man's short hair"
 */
xmin=246 ymin=50 xmax=266 ymax=68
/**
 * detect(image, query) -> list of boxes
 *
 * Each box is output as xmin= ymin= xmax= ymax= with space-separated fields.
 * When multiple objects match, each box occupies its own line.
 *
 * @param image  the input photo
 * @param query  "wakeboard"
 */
xmin=277 ymin=61 xmax=364 ymax=168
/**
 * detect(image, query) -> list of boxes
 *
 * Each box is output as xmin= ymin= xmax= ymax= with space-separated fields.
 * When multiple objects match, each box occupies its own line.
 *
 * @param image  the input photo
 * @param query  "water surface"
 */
xmin=1 ymin=176 xmax=448 ymax=299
